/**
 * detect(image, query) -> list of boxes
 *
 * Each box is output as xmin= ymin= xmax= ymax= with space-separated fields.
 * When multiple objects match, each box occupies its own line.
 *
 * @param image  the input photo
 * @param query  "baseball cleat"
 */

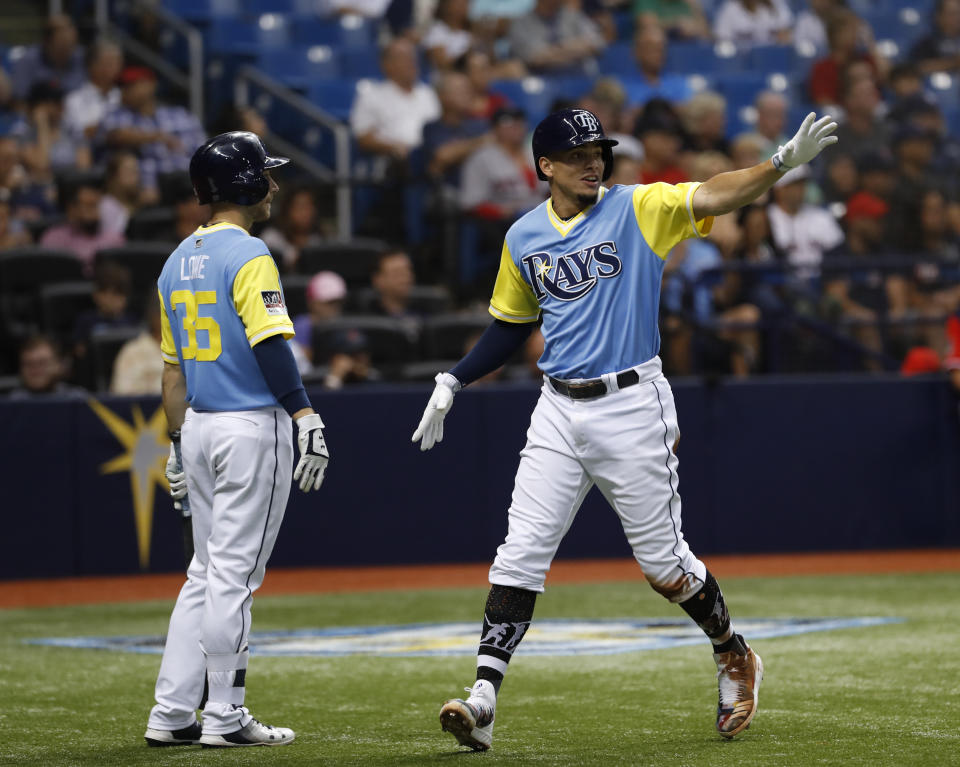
xmin=199 ymin=717 xmax=295 ymax=747
xmin=440 ymin=680 xmax=496 ymax=751
xmin=144 ymin=721 xmax=202 ymax=747
xmin=714 ymin=639 xmax=763 ymax=738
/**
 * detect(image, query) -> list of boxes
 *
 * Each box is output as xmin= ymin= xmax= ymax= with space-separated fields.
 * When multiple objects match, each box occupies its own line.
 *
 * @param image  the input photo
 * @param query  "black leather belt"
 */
xmin=548 ymin=369 xmax=640 ymax=400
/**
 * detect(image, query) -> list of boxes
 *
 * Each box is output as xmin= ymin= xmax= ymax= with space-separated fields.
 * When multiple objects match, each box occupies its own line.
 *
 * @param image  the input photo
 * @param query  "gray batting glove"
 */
xmin=412 ymin=372 xmax=461 ymax=451
xmin=165 ymin=442 xmax=187 ymax=501
xmin=294 ymin=413 xmax=329 ymax=492
xmin=772 ymin=112 xmax=838 ymax=170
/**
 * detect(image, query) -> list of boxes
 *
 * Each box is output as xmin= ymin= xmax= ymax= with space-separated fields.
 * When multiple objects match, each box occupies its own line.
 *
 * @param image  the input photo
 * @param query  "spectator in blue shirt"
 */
xmin=623 ymin=21 xmax=692 ymax=108
xmin=100 ymin=66 xmax=205 ymax=202
xmin=11 ymin=15 xmax=85 ymax=101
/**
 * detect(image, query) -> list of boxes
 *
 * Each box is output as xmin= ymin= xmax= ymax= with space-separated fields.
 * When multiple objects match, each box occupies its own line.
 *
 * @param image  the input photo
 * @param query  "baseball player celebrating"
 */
xmin=144 ymin=132 xmax=328 ymax=748
xmin=413 ymin=109 xmax=837 ymax=750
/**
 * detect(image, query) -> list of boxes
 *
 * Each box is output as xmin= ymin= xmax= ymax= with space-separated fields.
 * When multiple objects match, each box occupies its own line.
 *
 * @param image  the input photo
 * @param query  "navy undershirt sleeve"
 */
xmin=450 ymin=319 xmax=536 ymax=387
xmin=251 ymin=334 xmax=311 ymax=416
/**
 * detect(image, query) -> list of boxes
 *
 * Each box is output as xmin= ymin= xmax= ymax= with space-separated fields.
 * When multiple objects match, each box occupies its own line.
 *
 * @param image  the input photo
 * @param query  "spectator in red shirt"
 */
xmin=634 ymin=98 xmax=688 ymax=185
xmin=808 ymin=8 xmax=887 ymax=107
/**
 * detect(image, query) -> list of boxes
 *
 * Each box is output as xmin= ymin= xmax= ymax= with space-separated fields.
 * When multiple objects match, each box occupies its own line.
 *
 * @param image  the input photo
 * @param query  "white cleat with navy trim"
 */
xmin=199 ymin=716 xmax=295 ymax=747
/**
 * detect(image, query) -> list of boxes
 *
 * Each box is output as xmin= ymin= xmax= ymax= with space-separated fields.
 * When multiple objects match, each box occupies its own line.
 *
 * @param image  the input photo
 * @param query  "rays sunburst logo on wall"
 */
xmin=88 ymin=399 xmax=170 ymax=569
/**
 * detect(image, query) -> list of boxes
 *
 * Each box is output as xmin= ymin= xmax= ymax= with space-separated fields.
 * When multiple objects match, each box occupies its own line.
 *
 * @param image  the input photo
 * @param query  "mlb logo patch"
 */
xmin=260 ymin=290 xmax=287 ymax=316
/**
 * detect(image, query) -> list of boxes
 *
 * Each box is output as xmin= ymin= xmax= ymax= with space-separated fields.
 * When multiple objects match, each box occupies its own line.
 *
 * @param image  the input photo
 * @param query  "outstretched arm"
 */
xmin=692 ymin=113 xmax=838 ymax=219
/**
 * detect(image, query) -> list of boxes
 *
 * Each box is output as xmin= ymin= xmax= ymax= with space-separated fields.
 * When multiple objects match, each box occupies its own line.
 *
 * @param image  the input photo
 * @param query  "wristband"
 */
xmin=771 ymin=152 xmax=792 ymax=172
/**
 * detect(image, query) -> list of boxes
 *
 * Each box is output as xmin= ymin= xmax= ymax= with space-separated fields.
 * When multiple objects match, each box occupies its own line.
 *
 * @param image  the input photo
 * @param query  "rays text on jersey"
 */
xmin=521 ymin=241 xmax=622 ymax=302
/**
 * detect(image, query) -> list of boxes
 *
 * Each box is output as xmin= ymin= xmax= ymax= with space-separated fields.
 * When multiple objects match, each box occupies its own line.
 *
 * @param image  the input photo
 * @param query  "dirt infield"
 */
xmin=1 ymin=550 xmax=958 ymax=609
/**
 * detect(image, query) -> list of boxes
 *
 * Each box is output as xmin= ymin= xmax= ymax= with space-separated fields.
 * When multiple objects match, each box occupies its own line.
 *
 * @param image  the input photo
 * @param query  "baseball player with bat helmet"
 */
xmin=147 ymin=131 xmax=329 ymax=748
xmin=413 ymin=107 xmax=838 ymax=750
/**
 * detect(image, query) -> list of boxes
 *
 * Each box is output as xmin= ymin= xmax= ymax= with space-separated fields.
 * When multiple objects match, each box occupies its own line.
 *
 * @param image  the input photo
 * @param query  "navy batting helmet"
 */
xmin=189 ymin=131 xmax=289 ymax=206
xmin=532 ymin=108 xmax=618 ymax=182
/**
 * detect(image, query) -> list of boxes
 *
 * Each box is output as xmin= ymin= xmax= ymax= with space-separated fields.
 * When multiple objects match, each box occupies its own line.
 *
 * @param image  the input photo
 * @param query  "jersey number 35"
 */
xmin=170 ymin=289 xmax=222 ymax=362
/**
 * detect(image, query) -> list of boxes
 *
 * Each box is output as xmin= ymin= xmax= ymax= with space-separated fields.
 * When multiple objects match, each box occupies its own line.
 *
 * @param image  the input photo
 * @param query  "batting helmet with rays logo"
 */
xmin=531 ymin=108 xmax=619 ymax=181
xmin=189 ymin=131 xmax=289 ymax=206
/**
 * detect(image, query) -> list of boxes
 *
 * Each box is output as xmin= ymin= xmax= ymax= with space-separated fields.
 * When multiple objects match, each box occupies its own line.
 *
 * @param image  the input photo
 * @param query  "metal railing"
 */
xmin=93 ymin=0 xmax=204 ymax=121
xmin=234 ymin=66 xmax=353 ymax=240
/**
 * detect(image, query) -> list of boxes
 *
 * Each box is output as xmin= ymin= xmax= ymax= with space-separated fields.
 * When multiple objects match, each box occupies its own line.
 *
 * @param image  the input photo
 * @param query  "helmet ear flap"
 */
xmin=601 ymin=145 xmax=614 ymax=181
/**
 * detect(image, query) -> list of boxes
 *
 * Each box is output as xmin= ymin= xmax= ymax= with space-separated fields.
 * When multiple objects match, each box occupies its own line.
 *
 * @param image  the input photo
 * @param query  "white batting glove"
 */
xmin=294 ymin=413 xmax=329 ymax=492
xmin=165 ymin=442 xmax=187 ymax=501
xmin=412 ymin=372 xmax=461 ymax=451
xmin=772 ymin=112 xmax=839 ymax=171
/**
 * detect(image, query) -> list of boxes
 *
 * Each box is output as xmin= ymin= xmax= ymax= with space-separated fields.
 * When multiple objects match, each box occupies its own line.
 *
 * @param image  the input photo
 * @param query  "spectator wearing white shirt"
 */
xmin=713 ymin=0 xmax=793 ymax=47
xmin=754 ymin=90 xmax=789 ymax=158
xmin=794 ymin=0 xmax=839 ymax=54
xmin=350 ymin=38 xmax=441 ymax=168
xmin=423 ymin=0 xmax=475 ymax=70
xmin=63 ymin=39 xmax=122 ymax=143
xmin=767 ymin=165 xmax=844 ymax=280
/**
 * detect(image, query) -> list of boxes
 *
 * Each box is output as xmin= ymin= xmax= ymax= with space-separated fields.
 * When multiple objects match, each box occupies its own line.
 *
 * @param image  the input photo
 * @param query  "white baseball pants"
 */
xmin=489 ymin=356 xmax=707 ymax=601
xmin=148 ymin=407 xmax=293 ymax=734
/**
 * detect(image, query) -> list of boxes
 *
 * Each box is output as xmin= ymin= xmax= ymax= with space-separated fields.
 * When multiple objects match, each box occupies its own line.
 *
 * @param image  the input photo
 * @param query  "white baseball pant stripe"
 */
xmin=149 ymin=407 xmax=292 ymax=733
xmin=489 ymin=357 xmax=707 ymax=601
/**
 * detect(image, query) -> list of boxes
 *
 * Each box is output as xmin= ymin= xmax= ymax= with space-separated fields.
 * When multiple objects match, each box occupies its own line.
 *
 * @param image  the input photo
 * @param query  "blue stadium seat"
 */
xmin=290 ymin=16 xmax=377 ymax=49
xmin=339 ymin=48 xmax=382 ymax=79
xmin=256 ymin=46 xmax=339 ymax=87
xmin=665 ymin=41 xmax=736 ymax=75
xmin=597 ymin=41 xmax=634 ymax=78
xmin=309 ymin=80 xmax=359 ymax=120
xmin=747 ymin=45 xmax=797 ymax=76
xmin=863 ymin=9 xmax=927 ymax=50
xmin=715 ymin=72 xmax=769 ymax=113
xmin=548 ymin=76 xmax=594 ymax=102
xmin=612 ymin=9 xmax=634 ymax=41
xmin=490 ymin=78 xmax=556 ymax=125
xmin=164 ymin=0 xmax=240 ymax=21
xmin=206 ymin=17 xmax=291 ymax=54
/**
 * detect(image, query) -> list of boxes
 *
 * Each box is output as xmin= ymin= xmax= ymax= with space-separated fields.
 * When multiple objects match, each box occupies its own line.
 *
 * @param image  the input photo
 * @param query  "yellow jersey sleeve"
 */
xmin=489 ymin=241 xmax=541 ymax=324
xmin=158 ymin=289 xmax=179 ymax=364
xmin=232 ymin=255 xmax=295 ymax=346
xmin=632 ymin=181 xmax=714 ymax=260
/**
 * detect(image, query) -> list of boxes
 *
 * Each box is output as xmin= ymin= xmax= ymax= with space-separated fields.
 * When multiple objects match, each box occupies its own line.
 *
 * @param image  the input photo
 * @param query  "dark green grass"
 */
xmin=1 ymin=572 xmax=958 ymax=766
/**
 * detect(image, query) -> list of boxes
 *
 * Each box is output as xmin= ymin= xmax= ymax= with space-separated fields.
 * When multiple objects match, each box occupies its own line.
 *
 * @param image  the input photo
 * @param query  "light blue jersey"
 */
xmin=158 ymin=222 xmax=295 ymax=411
xmin=488 ymin=183 xmax=712 ymax=379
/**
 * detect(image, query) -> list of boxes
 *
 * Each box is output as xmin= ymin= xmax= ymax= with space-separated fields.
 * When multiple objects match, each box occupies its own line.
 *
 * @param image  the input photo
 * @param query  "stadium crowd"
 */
xmin=2 ymin=1 xmax=960 ymax=398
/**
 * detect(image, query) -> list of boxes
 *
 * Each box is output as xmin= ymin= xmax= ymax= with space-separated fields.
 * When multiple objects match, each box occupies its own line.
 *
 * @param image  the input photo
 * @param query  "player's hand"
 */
xmin=294 ymin=413 xmax=329 ymax=492
xmin=773 ymin=112 xmax=838 ymax=170
xmin=165 ymin=441 xmax=187 ymax=508
xmin=412 ymin=372 xmax=461 ymax=451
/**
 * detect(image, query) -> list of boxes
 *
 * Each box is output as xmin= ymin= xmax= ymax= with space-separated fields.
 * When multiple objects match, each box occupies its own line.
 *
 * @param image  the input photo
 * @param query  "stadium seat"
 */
xmin=164 ymin=0 xmax=241 ymax=21
xmin=281 ymin=274 xmax=311 ymax=318
xmin=95 ymin=242 xmax=178 ymax=312
xmin=206 ymin=17 xmax=291 ymax=56
xmin=490 ymin=78 xmax=555 ymax=125
xmin=290 ymin=16 xmax=378 ymax=49
xmin=339 ymin=48 xmax=382 ymax=79
xmin=296 ymin=239 xmax=387 ymax=285
xmin=310 ymin=315 xmax=420 ymax=367
xmin=747 ymin=45 xmax=797 ymax=76
xmin=256 ymin=46 xmax=340 ymax=88
xmin=90 ymin=326 xmax=142 ymax=392
xmin=40 ymin=282 xmax=94 ymax=344
xmin=351 ymin=285 xmax=453 ymax=315
xmin=597 ymin=41 xmax=634 ymax=78
xmin=125 ymin=206 xmax=176 ymax=241
xmin=419 ymin=313 xmax=492 ymax=359
xmin=398 ymin=360 xmax=461 ymax=382
xmin=308 ymin=80 xmax=359 ymax=120
xmin=0 ymin=249 xmax=85 ymax=337
xmin=664 ymin=41 xmax=733 ymax=76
